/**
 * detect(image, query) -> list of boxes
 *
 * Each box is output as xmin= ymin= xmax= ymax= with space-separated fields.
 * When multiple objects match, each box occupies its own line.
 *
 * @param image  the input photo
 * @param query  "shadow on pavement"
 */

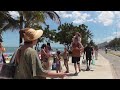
xmin=94 ymin=65 xmax=102 ymax=67
xmin=81 ymin=69 xmax=94 ymax=72
xmin=67 ymin=73 xmax=79 ymax=76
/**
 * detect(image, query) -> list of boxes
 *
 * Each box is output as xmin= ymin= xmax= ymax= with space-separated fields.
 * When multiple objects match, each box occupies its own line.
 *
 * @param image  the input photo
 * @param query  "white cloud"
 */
xmin=56 ymin=11 xmax=91 ymax=24
xmin=73 ymin=19 xmax=84 ymax=24
xmin=9 ymin=11 xmax=19 ymax=19
xmin=87 ymin=19 xmax=96 ymax=23
xmin=87 ymin=19 xmax=94 ymax=22
xmin=72 ymin=11 xmax=91 ymax=24
xmin=96 ymin=11 xmax=102 ymax=13
xmin=56 ymin=11 xmax=120 ymax=27
xmin=114 ymin=11 xmax=120 ymax=18
xmin=55 ymin=11 xmax=72 ymax=18
xmin=97 ymin=11 xmax=115 ymax=26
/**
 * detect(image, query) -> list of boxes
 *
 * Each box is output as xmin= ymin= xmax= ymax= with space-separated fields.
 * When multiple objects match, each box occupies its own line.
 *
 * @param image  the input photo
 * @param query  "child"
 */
xmin=41 ymin=44 xmax=49 ymax=70
xmin=72 ymin=32 xmax=82 ymax=43
xmin=56 ymin=51 xmax=62 ymax=73
xmin=63 ymin=47 xmax=69 ymax=73
xmin=52 ymin=54 xmax=57 ymax=70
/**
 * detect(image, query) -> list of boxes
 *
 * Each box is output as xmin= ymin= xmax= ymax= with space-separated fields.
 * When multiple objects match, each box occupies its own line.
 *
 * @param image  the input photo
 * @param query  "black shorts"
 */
xmin=72 ymin=57 xmax=80 ymax=64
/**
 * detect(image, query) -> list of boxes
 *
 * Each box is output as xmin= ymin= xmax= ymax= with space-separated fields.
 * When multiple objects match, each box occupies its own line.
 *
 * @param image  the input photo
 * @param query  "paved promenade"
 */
xmin=0 ymin=53 xmax=114 ymax=79
xmin=49 ymin=53 xmax=114 ymax=79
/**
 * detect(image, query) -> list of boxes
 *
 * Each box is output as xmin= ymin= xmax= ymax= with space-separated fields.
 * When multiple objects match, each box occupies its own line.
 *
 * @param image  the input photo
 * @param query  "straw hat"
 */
xmin=23 ymin=28 xmax=43 ymax=42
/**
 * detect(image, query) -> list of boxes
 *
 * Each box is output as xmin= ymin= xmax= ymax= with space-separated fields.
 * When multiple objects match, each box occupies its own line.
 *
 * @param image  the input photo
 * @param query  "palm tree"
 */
xmin=0 ymin=11 xmax=61 ymax=46
xmin=0 ymin=11 xmax=19 ymax=42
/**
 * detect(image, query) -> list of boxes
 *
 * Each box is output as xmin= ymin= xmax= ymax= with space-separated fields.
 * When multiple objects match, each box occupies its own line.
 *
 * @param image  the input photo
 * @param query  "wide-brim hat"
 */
xmin=23 ymin=28 xmax=43 ymax=42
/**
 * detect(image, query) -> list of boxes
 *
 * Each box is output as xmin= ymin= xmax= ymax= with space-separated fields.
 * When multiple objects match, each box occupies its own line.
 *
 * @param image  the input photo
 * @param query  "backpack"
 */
xmin=0 ymin=48 xmax=18 ymax=79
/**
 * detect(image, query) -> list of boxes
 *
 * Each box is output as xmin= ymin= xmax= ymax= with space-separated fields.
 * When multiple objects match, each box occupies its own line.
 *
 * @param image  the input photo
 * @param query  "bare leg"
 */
xmin=77 ymin=63 xmax=81 ymax=72
xmin=56 ymin=66 xmax=58 ymax=73
xmin=66 ymin=61 xmax=69 ymax=72
xmin=59 ymin=65 xmax=61 ymax=72
xmin=64 ymin=60 xmax=69 ymax=72
xmin=86 ymin=60 xmax=89 ymax=70
xmin=64 ymin=60 xmax=67 ymax=69
xmin=74 ymin=63 xmax=77 ymax=73
xmin=89 ymin=60 xmax=91 ymax=70
xmin=56 ymin=70 xmax=58 ymax=73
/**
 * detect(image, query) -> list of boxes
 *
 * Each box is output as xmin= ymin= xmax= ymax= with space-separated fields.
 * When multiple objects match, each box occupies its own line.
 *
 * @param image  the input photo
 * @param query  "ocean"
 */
xmin=5 ymin=47 xmax=18 ymax=53
xmin=4 ymin=47 xmax=64 ymax=54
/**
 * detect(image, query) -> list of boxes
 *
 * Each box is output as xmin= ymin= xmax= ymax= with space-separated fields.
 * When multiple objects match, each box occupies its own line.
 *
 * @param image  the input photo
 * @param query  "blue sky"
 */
xmin=2 ymin=11 xmax=120 ymax=47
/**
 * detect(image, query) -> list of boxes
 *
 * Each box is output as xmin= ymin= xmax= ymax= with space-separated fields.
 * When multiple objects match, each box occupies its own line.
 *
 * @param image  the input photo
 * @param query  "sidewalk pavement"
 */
xmin=48 ymin=53 xmax=114 ymax=79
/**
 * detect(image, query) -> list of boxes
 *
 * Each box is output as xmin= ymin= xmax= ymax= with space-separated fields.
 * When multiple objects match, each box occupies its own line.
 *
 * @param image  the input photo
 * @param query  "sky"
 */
xmin=2 ymin=11 xmax=120 ymax=47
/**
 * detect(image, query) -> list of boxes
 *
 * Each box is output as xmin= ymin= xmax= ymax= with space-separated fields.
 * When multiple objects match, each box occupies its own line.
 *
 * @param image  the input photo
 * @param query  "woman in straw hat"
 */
xmin=14 ymin=28 xmax=69 ymax=79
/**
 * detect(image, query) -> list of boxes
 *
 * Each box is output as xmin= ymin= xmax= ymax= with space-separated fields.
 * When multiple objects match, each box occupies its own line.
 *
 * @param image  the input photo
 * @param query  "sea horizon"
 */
xmin=4 ymin=46 xmax=65 ymax=53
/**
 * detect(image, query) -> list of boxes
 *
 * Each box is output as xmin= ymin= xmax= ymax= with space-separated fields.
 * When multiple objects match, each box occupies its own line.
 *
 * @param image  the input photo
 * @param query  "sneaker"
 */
xmin=64 ymin=71 xmax=69 ymax=73
xmin=86 ymin=67 xmax=90 ymax=71
xmin=74 ymin=72 xmax=78 ymax=76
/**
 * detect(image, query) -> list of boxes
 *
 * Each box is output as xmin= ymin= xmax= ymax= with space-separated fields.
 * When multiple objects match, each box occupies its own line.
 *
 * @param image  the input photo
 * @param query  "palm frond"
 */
xmin=43 ymin=11 xmax=61 ymax=25
xmin=1 ymin=22 xmax=19 ymax=32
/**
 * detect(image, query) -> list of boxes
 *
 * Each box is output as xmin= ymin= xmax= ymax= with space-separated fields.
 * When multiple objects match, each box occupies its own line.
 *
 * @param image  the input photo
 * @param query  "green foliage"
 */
xmin=42 ymin=25 xmax=57 ymax=43
xmin=108 ymin=38 xmax=120 ymax=48
xmin=89 ymin=40 xmax=96 ymax=46
xmin=55 ymin=23 xmax=93 ymax=48
xmin=0 ymin=11 xmax=61 ymax=44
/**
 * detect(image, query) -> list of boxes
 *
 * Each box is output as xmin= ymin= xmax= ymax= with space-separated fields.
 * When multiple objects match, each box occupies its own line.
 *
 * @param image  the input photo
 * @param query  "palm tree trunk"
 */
xmin=19 ymin=15 xmax=24 ymax=46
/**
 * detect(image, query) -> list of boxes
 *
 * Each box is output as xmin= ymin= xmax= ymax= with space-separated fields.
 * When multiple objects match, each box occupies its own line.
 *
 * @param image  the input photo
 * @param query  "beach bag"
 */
xmin=82 ymin=55 xmax=86 ymax=64
xmin=52 ymin=63 xmax=56 ymax=70
xmin=82 ymin=59 xmax=86 ymax=64
xmin=91 ymin=56 xmax=95 ymax=65
xmin=0 ymin=49 xmax=18 ymax=79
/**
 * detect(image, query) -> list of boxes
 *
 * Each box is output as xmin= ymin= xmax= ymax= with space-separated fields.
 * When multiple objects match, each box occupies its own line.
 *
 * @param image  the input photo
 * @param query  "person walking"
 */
xmin=41 ymin=44 xmax=49 ymax=70
xmin=14 ymin=28 xmax=69 ymax=79
xmin=84 ymin=43 xmax=94 ymax=71
xmin=56 ymin=51 xmax=62 ymax=73
xmin=71 ymin=37 xmax=84 ymax=75
xmin=63 ymin=47 xmax=69 ymax=73
xmin=105 ymin=47 xmax=108 ymax=54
